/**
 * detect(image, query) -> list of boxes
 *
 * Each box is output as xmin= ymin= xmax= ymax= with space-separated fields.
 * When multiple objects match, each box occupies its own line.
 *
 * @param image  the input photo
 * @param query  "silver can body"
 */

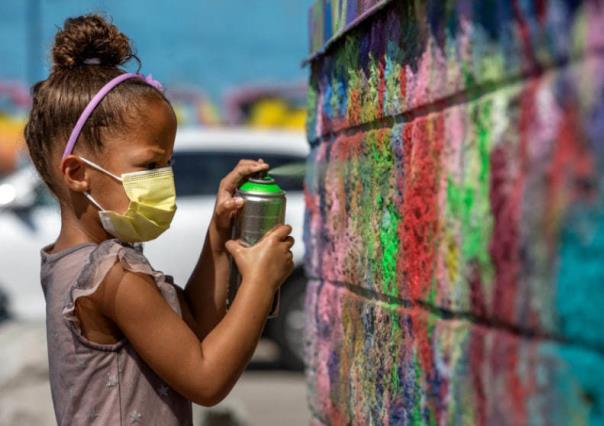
xmin=228 ymin=188 xmax=286 ymax=318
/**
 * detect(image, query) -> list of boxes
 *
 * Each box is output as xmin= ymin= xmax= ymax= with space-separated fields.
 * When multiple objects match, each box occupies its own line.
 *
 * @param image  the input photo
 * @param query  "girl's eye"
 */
xmin=145 ymin=158 xmax=173 ymax=170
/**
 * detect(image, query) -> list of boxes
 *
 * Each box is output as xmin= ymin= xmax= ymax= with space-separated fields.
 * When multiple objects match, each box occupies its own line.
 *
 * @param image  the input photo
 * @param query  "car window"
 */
xmin=172 ymin=151 xmax=305 ymax=197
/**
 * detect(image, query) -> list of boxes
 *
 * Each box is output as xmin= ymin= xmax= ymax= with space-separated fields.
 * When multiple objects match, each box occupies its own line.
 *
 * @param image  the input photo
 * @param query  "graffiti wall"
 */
xmin=303 ymin=0 xmax=604 ymax=424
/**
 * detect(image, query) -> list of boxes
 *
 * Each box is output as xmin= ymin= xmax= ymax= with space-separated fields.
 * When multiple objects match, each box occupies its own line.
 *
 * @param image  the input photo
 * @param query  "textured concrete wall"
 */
xmin=303 ymin=1 xmax=604 ymax=424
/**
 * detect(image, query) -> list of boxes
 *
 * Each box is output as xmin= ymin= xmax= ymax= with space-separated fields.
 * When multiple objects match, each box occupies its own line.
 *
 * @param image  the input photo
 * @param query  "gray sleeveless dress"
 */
xmin=40 ymin=238 xmax=193 ymax=425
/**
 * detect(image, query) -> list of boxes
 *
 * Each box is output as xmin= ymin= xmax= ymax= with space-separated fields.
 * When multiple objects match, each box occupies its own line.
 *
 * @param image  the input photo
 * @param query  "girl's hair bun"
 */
xmin=51 ymin=14 xmax=134 ymax=72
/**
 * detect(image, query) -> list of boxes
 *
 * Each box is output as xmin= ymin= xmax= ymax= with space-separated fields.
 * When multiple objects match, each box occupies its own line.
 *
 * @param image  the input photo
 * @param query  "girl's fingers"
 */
xmin=267 ymin=224 xmax=292 ymax=240
xmin=228 ymin=197 xmax=245 ymax=207
xmin=231 ymin=161 xmax=269 ymax=180
xmin=283 ymin=236 xmax=295 ymax=248
xmin=220 ymin=160 xmax=270 ymax=192
xmin=232 ymin=159 xmax=268 ymax=174
xmin=215 ymin=197 xmax=244 ymax=215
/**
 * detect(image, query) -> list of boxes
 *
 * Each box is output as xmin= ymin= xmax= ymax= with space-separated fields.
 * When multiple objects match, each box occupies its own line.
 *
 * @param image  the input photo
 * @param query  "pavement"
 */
xmin=0 ymin=320 xmax=310 ymax=426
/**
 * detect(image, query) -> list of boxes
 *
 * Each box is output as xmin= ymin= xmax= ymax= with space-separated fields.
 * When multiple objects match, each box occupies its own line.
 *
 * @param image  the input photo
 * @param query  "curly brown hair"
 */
xmin=24 ymin=13 xmax=171 ymax=197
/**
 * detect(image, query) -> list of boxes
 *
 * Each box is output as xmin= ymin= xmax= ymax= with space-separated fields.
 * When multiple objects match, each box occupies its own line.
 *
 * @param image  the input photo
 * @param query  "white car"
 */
xmin=0 ymin=126 xmax=309 ymax=370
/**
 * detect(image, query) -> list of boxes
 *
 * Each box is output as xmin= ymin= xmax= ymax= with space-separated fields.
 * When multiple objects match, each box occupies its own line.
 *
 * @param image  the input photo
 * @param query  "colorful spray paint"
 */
xmin=304 ymin=0 xmax=604 ymax=424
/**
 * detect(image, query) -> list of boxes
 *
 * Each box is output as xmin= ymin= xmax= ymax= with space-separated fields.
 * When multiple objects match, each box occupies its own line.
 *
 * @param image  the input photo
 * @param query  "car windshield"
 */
xmin=172 ymin=151 xmax=305 ymax=197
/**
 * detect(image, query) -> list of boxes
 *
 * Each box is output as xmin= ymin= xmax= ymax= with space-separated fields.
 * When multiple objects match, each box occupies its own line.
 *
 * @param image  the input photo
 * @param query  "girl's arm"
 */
xmin=182 ymin=217 xmax=231 ymax=340
xmin=97 ymin=224 xmax=294 ymax=406
xmin=183 ymin=160 xmax=269 ymax=340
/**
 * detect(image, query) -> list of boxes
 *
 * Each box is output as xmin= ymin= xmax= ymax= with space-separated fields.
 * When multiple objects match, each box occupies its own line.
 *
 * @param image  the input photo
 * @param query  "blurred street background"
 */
xmin=0 ymin=1 xmax=313 ymax=425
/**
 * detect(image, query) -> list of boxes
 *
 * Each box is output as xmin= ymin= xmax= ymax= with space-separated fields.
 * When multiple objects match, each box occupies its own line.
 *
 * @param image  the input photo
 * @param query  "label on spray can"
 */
xmin=227 ymin=173 xmax=286 ymax=318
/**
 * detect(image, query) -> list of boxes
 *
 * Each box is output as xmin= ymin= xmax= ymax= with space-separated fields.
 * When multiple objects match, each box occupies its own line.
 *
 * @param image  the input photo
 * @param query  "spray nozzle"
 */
xmin=247 ymin=161 xmax=307 ymax=184
xmin=249 ymin=169 xmax=275 ymax=183
xmin=255 ymin=169 xmax=268 ymax=179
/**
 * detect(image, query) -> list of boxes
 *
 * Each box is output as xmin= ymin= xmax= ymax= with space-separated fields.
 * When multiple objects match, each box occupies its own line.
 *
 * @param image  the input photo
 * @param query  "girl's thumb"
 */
xmin=225 ymin=239 xmax=244 ymax=256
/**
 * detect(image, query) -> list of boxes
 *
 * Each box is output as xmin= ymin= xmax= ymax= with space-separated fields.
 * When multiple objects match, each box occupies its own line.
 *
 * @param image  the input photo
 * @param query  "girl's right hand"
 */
xmin=225 ymin=224 xmax=295 ymax=293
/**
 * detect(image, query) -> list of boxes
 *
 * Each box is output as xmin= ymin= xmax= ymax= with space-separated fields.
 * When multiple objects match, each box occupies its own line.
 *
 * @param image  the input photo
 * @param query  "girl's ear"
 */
xmin=61 ymin=155 xmax=89 ymax=193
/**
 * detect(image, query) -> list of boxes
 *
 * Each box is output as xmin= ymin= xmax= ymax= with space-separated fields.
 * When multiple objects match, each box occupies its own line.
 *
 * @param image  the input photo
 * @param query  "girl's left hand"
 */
xmin=212 ymin=158 xmax=270 ymax=235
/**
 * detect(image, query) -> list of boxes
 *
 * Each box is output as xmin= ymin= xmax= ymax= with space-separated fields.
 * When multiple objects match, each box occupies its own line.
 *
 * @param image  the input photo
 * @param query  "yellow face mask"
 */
xmin=80 ymin=157 xmax=177 ymax=243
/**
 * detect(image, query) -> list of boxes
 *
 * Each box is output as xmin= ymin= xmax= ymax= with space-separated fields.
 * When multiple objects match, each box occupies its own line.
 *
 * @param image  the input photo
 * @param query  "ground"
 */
xmin=0 ymin=321 xmax=310 ymax=426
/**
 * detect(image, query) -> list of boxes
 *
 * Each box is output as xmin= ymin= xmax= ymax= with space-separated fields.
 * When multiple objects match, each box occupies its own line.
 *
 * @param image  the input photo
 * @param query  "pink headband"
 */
xmin=61 ymin=73 xmax=163 ymax=160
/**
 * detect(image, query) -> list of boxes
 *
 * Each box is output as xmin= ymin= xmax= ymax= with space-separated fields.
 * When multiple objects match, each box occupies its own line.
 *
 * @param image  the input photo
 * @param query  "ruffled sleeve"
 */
xmin=62 ymin=239 xmax=182 ymax=351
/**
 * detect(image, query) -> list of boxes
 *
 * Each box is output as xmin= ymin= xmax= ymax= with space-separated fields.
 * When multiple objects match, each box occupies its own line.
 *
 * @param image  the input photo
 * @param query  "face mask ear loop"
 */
xmin=79 ymin=156 xmax=123 ymax=182
xmin=83 ymin=191 xmax=105 ymax=211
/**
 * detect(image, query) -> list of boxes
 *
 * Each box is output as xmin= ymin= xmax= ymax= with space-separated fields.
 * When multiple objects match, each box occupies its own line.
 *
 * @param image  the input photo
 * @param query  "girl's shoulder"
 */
xmin=87 ymin=239 xmax=149 ymax=270
xmin=70 ymin=238 xmax=162 ymax=301
xmin=62 ymin=238 xmax=175 ymax=349
xmin=41 ymin=238 xmax=146 ymax=271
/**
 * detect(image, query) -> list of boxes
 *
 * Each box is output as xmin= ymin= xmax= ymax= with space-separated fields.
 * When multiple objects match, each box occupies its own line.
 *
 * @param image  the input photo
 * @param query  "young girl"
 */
xmin=24 ymin=14 xmax=295 ymax=425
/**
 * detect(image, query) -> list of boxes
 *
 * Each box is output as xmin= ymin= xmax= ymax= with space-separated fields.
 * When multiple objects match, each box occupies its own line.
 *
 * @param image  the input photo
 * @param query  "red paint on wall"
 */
xmin=399 ymin=64 xmax=407 ymax=109
xmin=377 ymin=57 xmax=386 ymax=118
xmin=469 ymin=326 xmax=487 ymax=426
xmin=400 ymin=115 xmax=443 ymax=301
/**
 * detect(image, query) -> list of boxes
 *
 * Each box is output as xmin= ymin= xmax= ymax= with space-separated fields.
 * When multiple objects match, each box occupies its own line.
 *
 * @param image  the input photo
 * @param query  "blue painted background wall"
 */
xmin=0 ymin=0 xmax=312 ymax=104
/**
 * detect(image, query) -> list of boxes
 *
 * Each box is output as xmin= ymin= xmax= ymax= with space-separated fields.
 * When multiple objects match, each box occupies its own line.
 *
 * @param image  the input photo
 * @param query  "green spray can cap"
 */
xmin=238 ymin=170 xmax=284 ymax=195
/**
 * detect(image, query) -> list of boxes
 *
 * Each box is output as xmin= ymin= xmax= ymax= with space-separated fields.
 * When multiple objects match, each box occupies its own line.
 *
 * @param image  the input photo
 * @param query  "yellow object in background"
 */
xmin=248 ymin=98 xmax=306 ymax=130
xmin=0 ymin=114 xmax=25 ymax=174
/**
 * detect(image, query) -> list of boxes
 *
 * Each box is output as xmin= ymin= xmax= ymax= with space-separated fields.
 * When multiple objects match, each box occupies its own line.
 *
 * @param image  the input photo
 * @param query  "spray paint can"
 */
xmin=227 ymin=171 xmax=286 ymax=318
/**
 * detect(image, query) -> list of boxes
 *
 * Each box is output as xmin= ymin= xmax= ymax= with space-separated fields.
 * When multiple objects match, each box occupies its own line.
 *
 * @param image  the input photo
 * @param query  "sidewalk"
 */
xmin=0 ymin=321 xmax=309 ymax=426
